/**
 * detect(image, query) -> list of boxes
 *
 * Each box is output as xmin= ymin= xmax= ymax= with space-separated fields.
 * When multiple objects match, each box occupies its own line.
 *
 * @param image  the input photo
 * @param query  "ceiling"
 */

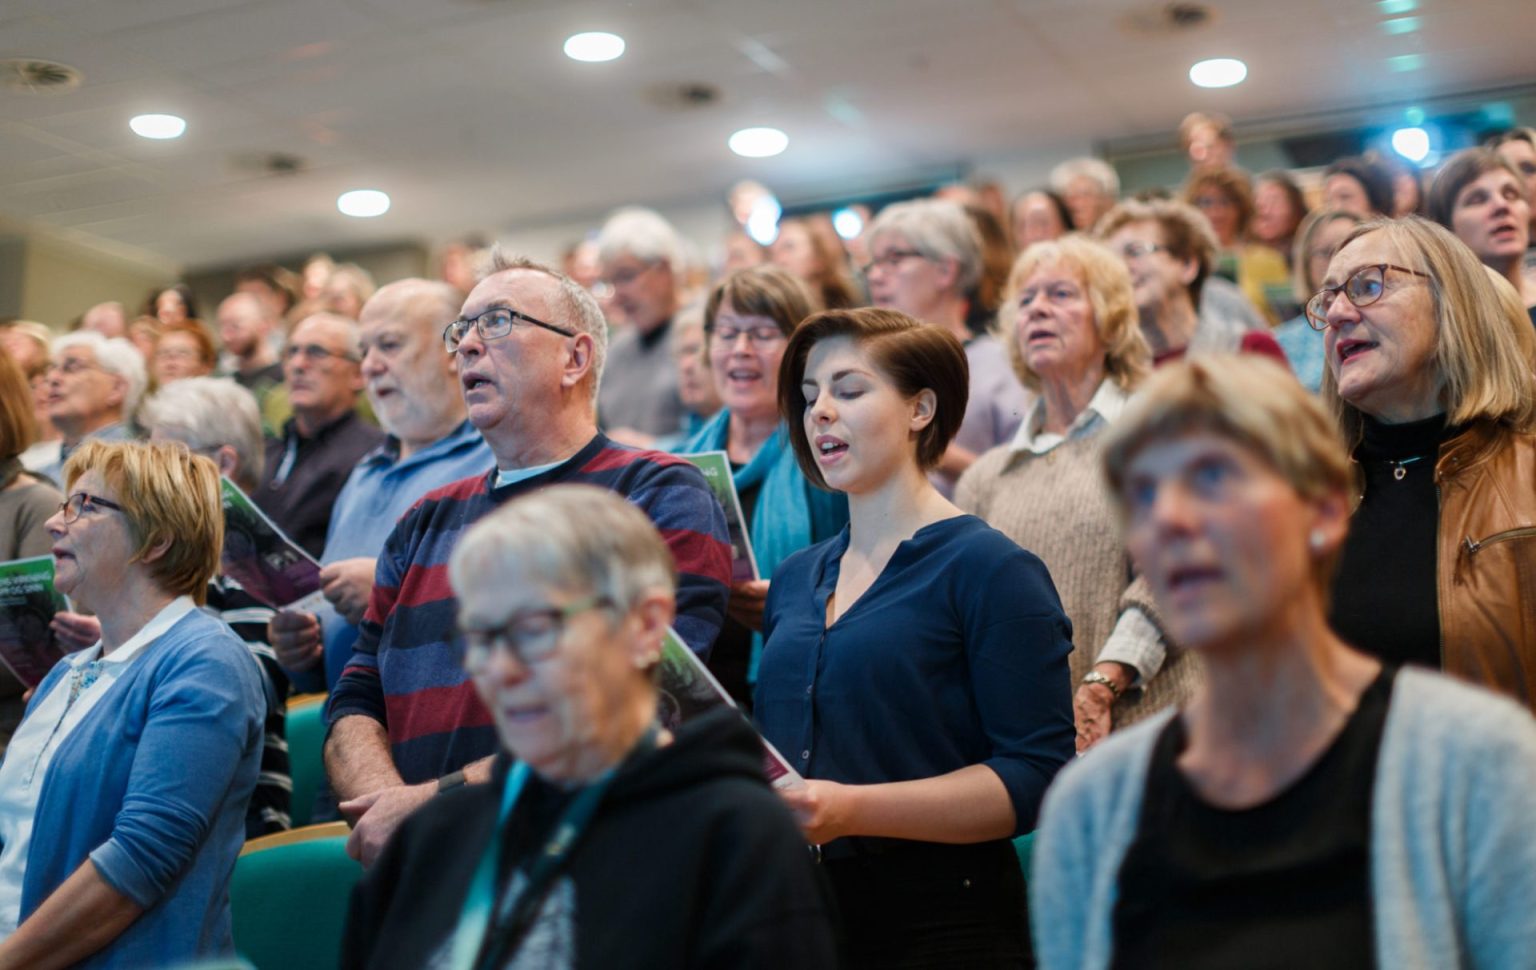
xmin=1 ymin=0 xmax=1532 ymax=271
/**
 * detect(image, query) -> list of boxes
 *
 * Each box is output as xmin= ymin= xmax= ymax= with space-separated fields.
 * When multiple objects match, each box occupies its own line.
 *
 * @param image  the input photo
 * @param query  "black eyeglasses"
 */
xmin=859 ymin=249 xmax=925 ymax=276
xmin=57 ymin=492 xmax=125 ymax=524
xmin=1305 ymin=263 xmax=1430 ymax=331
xmin=443 ymin=306 xmax=576 ymax=353
xmin=460 ymin=594 xmax=614 ymax=670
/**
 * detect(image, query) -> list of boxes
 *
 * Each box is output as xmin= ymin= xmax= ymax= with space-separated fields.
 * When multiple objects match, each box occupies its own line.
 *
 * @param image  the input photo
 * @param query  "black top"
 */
xmin=1329 ymin=413 xmax=1448 ymax=670
xmin=255 ymin=410 xmax=384 ymax=557
xmin=342 ymin=708 xmax=838 ymax=970
xmin=1111 ymin=666 xmax=1397 ymax=970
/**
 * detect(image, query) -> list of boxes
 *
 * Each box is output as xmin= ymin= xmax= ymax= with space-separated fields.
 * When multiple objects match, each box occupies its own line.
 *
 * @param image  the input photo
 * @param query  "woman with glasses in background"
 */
xmin=0 ymin=440 xmax=265 ymax=970
xmin=343 ymin=486 xmax=837 ymax=970
xmin=1315 ymin=216 xmax=1536 ymax=711
xmin=1182 ymin=166 xmax=1293 ymax=326
xmin=862 ymin=199 xmax=1032 ymax=497
xmin=675 ymin=268 xmax=847 ymax=710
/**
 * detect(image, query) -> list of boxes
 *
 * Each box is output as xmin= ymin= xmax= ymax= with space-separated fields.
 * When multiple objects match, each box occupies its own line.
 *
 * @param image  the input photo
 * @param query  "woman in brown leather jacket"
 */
xmin=1313 ymin=215 xmax=1536 ymax=710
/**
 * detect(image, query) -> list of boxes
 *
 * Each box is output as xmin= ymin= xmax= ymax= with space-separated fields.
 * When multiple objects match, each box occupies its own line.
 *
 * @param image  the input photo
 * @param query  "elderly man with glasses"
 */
xmin=254 ymin=313 xmax=383 ymax=557
xmin=325 ymin=253 xmax=731 ymax=867
xmin=37 ymin=332 xmax=147 ymax=485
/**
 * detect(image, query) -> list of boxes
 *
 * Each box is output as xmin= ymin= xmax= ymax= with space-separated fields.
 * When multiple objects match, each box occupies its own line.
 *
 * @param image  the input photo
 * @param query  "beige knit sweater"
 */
xmin=956 ymin=429 xmax=1201 ymax=728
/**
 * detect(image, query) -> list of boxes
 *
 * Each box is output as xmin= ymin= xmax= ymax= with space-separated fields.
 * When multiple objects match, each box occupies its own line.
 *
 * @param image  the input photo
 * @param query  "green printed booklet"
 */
xmin=219 ymin=477 xmax=327 ymax=612
xmin=679 ymin=451 xmax=760 ymax=584
xmin=0 ymin=556 xmax=70 ymax=688
xmin=657 ymin=628 xmax=803 ymax=790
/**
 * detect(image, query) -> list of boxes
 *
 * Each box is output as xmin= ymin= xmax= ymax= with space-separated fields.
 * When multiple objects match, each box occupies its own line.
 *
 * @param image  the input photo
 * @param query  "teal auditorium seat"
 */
xmin=1014 ymin=831 xmax=1035 ymax=880
xmin=231 ymin=823 xmax=359 ymax=970
xmin=284 ymin=693 xmax=328 ymax=828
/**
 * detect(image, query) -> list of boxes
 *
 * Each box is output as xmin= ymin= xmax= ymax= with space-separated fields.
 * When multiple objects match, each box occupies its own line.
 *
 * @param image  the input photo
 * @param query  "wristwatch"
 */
xmin=1081 ymin=670 xmax=1122 ymax=698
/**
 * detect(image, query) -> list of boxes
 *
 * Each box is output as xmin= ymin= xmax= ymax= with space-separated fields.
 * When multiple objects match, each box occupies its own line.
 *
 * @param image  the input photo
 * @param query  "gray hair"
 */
xmin=291 ymin=312 xmax=363 ymax=358
xmin=139 ymin=377 xmax=265 ymax=491
xmin=866 ymin=199 xmax=984 ymax=292
xmin=596 ymin=206 xmax=685 ymax=270
xmin=484 ymin=249 xmax=609 ymax=401
xmin=51 ymin=331 xmax=148 ymax=419
xmin=1050 ymin=156 xmax=1121 ymax=200
xmin=449 ymin=484 xmax=676 ymax=616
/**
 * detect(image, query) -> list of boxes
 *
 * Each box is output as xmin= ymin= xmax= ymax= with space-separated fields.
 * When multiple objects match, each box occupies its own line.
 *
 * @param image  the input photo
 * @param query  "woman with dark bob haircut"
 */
xmin=1426 ymin=147 xmax=1536 ymax=318
xmin=757 ymin=306 xmax=1074 ymax=968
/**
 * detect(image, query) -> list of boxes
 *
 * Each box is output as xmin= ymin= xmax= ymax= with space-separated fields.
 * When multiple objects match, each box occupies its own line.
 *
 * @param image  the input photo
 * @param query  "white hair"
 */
xmin=139 ymin=377 xmax=265 ymax=490
xmin=51 ymin=331 xmax=148 ymax=419
xmin=866 ymin=198 xmax=984 ymax=292
xmin=596 ymin=207 xmax=685 ymax=270
xmin=1049 ymin=156 xmax=1121 ymax=199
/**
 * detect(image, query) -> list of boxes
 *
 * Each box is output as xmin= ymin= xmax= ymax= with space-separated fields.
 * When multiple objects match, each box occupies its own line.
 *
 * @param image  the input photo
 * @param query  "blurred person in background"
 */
xmin=1051 ymin=157 xmax=1121 ymax=232
xmin=144 ymin=284 xmax=198 ymax=329
xmin=215 ymin=292 xmax=285 ymax=427
xmin=1178 ymin=111 xmax=1237 ymax=171
xmin=963 ymin=204 xmax=1016 ymax=333
xmin=771 ymin=216 xmax=860 ymax=310
xmin=1251 ymin=170 xmax=1309 ymax=268
xmin=38 ymin=332 xmax=145 ymax=485
xmin=77 ymin=303 xmax=128 ymax=340
xmin=1011 ymin=189 xmax=1073 ymax=252
xmin=655 ymin=302 xmax=720 ymax=449
xmin=125 ymin=316 xmax=160 ymax=367
xmin=1 ymin=324 xmax=61 ymax=473
xmin=1323 ymin=156 xmax=1396 ymax=218
xmin=323 ymin=264 xmax=378 ymax=322
xmin=1098 ymin=199 xmax=1287 ymax=366
xmin=596 ymin=208 xmax=689 ymax=444
xmin=1271 ymin=208 xmax=1366 ymax=392
xmin=1376 ymin=153 xmax=1425 ymax=217
xmin=440 ymin=237 xmax=490 ymax=297
xmin=1317 ymin=217 xmax=1536 ymax=709
xmin=864 ymin=198 xmax=1031 ymax=496
xmin=149 ymin=322 xmax=216 ymax=387
xmin=234 ymin=264 xmax=299 ymax=324
xmin=1427 ymin=147 xmax=1536 ymax=321
xmin=0 ymin=351 xmax=62 ymax=755
xmin=1183 ymin=166 xmax=1293 ymax=325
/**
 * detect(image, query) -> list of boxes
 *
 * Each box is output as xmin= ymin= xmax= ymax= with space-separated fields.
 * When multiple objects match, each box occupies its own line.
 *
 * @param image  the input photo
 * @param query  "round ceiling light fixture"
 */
xmin=1391 ymin=126 xmax=1431 ymax=163
xmin=129 ymin=113 xmax=187 ymax=139
xmin=337 ymin=189 xmax=391 ymax=218
xmin=728 ymin=127 xmax=789 ymax=159
xmin=1188 ymin=57 xmax=1247 ymax=88
xmin=564 ymin=32 xmax=626 ymax=63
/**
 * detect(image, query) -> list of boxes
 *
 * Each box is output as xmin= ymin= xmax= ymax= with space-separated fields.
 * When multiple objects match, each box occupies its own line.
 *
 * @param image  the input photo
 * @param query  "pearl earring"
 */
xmin=1309 ymin=528 xmax=1326 ymax=552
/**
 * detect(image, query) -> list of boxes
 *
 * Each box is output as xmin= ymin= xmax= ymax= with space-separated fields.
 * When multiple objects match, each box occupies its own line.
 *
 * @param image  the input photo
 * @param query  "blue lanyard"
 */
xmin=449 ymin=725 xmax=658 ymax=970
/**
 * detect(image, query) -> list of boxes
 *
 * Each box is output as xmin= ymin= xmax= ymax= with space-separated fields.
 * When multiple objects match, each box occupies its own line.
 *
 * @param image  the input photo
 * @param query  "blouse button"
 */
xmin=800 ymin=750 xmax=810 ymax=761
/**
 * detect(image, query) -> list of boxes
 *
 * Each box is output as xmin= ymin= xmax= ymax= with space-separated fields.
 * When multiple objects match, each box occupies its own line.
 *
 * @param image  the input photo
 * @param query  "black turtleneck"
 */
xmin=1329 ymin=413 xmax=1449 ymax=671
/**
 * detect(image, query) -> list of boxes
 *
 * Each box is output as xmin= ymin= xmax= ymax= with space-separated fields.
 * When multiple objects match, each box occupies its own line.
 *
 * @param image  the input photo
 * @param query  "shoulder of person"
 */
xmin=1387 ymin=668 xmax=1536 ymax=763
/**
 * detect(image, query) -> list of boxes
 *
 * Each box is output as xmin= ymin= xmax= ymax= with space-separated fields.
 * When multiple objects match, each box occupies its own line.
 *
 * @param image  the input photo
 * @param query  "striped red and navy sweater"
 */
xmin=327 ymin=434 xmax=732 ymax=784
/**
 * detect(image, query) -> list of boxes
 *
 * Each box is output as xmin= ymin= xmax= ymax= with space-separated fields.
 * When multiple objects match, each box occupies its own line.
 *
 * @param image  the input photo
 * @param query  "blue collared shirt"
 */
xmin=310 ymin=419 xmax=492 ymax=689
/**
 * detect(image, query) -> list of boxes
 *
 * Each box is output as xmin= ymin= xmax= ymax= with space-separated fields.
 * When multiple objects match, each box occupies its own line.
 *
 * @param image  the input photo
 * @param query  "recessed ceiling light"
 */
xmin=1388 ymin=53 xmax=1424 ymax=72
xmin=728 ymin=127 xmax=789 ymax=159
xmin=564 ymin=32 xmax=625 ymax=63
xmin=1189 ymin=58 xmax=1247 ymax=88
xmin=1377 ymin=0 xmax=1416 ymax=13
xmin=832 ymin=207 xmax=864 ymax=240
xmin=129 ymin=113 xmax=186 ymax=139
xmin=1382 ymin=16 xmax=1420 ymax=34
xmin=1391 ymin=127 xmax=1431 ymax=163
xmin=337 ymin=189 xmax=390 ymax=218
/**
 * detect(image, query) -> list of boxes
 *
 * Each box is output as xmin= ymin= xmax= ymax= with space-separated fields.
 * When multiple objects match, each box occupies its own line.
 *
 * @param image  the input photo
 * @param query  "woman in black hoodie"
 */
xmin=341 ymin=484 xmax=837 ymax=970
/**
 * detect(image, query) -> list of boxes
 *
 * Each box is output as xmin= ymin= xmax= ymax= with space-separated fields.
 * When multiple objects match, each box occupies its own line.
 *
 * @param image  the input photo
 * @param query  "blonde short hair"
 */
xmin=62 ymin=440 xmax=224 ymax=605
xmin=998 ymin=236 xmax=1151 ymax=393
xmin=1320 ymin=217 xmax=1536 ymax=446
xmin=450 ymin=485 xmax=676 ymax=615
xmin=1102 ymin=355 xmax=1353 ymax=584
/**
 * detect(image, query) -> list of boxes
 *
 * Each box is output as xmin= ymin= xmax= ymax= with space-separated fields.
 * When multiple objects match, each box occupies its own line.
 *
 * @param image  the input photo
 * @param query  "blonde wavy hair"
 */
xmin=997 ymin=235 xmax=1151 ymax=393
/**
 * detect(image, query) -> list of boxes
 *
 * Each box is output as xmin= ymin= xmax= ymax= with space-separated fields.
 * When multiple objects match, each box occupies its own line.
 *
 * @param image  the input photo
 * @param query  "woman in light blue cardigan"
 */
xmin=676 ymin=267 xmax=847 ymax=707
xmin=0 ymin=440 xmax=265 ymax=970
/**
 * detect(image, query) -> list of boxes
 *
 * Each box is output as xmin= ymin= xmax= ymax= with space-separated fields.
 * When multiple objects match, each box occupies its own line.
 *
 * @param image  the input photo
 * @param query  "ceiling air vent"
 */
xmin=645 ymin=81 xmax=721 ymax=111
xmin=1120 ymin=2 xmax=1215 ymax=36
xmin=0 ymin=59 xmax=84 ymax=94
xmin=228 ymin=152 xmax=309 ymax=177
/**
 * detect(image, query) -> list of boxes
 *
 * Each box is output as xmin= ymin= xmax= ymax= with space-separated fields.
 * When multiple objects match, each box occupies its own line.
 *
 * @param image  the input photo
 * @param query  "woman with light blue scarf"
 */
xmin=677 ymin=267 xmax=847 ymax=709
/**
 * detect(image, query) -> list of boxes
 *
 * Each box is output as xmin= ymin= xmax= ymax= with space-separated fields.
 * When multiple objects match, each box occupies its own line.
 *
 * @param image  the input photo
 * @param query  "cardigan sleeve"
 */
xmin=89 ymin=639 xmax=263 ymax=908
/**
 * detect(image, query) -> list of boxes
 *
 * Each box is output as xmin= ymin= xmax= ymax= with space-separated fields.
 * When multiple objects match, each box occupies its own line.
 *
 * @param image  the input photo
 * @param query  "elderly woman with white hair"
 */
xmin=342 ymin=485 xmax=836 ymax=969
xmin=1049 ymin=157 xmax=1121 ymax=233
xmin=37 ymin=332 xmax=146 ymax=485
xmin=595 ymin=207 xmax=690 ymax=444
xmin=864 ymin=198 xmax=1031 ymax=495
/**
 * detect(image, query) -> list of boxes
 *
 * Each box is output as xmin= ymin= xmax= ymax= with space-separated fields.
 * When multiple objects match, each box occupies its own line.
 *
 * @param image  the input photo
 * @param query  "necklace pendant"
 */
xmin=1393 ymin=465 xmax=1407 ymax=481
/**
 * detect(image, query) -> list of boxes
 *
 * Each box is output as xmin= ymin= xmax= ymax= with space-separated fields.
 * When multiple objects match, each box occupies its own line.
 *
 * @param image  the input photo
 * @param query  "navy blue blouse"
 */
xmin=756 ymin=514 xmax=1075 ymax=841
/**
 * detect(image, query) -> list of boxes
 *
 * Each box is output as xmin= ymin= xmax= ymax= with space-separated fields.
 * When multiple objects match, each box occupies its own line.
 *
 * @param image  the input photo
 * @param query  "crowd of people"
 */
xmin=0 ymin=114 xmax=1533 ymax=969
